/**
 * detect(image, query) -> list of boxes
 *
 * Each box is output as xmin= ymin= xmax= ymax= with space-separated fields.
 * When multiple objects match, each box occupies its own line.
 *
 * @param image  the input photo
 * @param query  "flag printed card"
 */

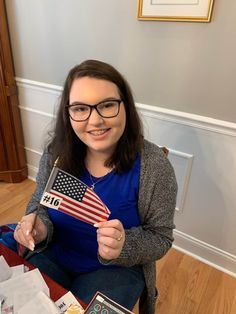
xmin=55 ymin=291 xmax=84 ymax=314
xmin=84 ymin=292 xmax=134 ymax=314
xmin=40 ymin=167 xmax=110 ymax=225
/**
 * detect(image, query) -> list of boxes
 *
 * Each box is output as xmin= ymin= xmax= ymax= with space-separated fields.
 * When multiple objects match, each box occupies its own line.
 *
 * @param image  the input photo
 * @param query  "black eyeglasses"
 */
xmin=66 ymin=99 xmax=122 ymax=122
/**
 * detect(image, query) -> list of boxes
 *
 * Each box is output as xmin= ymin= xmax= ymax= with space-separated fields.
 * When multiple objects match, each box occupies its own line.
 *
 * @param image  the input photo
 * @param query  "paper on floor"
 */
xmin=0 ymin=255 xmax=25 ymax=282
xmin=17 ymin=291 xmax=60 ymax=314
xmin=0 ymin=268 xmax=49 ymax=313
xmin=11 ymin=264 xmax=25 ymax=277
xmin=0 ymin=255 xmax=12 ymax=282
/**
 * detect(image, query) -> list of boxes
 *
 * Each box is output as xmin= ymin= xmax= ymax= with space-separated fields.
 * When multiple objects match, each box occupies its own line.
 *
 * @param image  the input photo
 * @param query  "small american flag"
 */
xmin=40 ymin=167 xmax=110 ymax=225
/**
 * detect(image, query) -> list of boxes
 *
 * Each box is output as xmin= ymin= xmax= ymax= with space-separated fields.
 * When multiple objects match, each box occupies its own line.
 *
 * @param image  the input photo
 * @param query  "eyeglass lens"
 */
xmin=68 ymin=100 xmax=121 ymax=121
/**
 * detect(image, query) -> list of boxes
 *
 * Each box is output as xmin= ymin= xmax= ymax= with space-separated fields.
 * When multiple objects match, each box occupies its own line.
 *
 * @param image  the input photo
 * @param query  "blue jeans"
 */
xmin=28 ymin=249 xmax=144 ymax=310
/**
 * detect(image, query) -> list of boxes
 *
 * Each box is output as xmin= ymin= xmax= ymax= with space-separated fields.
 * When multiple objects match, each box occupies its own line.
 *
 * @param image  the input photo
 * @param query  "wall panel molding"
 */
xmin=168 ymin=149 xmax=194 ymax=212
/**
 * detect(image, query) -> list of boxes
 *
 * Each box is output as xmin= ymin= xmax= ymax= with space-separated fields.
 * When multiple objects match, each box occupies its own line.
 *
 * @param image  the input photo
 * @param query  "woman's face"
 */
xmin=69 ymin=77 xmax=126 ymax=156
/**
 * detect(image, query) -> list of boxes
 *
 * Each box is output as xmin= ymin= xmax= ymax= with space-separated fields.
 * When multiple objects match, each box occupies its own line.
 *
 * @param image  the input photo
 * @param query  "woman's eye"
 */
xmin=100 ymin=102 xmax=116 ymax=109
xmin=71 ymin=106 xmax=88 ymax=112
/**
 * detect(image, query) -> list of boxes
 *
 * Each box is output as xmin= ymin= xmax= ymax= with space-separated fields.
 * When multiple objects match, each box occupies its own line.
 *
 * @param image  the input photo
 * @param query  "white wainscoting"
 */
xmin=16 ymin=77 xmax=236 ymax=278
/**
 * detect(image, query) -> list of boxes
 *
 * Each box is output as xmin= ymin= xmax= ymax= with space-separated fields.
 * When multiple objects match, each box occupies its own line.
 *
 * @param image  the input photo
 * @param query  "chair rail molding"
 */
xmin=136 ymin=103 xmax=236 ymax=137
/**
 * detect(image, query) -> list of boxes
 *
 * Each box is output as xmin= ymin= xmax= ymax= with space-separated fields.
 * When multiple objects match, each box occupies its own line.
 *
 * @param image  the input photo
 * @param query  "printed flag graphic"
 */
xmin=40 ymin=167 xmax=110 ymax=225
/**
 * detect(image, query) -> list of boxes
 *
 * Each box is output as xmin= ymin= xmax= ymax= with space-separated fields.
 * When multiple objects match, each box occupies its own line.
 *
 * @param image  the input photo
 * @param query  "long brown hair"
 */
xmin=48 ymin=59 xmax=143 ymax=176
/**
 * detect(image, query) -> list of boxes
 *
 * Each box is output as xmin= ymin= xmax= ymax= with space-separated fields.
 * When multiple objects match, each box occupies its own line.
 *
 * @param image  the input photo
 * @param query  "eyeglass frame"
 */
xmin=66 ymin=98 xmax=122 ymax=122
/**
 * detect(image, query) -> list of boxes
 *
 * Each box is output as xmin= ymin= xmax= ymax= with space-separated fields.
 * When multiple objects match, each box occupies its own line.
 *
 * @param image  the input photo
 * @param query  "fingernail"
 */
xmin=93 ymin=223 xmax=99 ymax=227
xmin=29 ymin=240 xmax=35 ymax=251
xmin=26 ymin=230 xmax=30 ymax=236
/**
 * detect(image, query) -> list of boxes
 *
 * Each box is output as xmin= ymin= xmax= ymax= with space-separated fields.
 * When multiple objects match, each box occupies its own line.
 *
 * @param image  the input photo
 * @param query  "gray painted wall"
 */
xmin=5 ymin=0 xmax=236 ymax=123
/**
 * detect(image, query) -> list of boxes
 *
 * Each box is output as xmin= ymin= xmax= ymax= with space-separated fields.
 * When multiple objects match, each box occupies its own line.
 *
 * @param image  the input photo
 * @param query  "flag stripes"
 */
xmin=40 ymin=167 xmax=110 ymax=225
xmin=50 ymin=190 xmax=109 ymax=224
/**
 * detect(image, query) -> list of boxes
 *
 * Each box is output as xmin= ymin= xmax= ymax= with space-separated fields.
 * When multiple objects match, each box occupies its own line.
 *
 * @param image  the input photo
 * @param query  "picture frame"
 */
xmin=137 ymin=0 xmax=215 ymax=22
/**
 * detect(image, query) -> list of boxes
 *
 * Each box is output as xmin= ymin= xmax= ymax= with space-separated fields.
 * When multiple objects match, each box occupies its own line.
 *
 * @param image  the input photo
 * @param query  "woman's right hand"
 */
xmin=14 ymin=213 xmax=48 ymax=251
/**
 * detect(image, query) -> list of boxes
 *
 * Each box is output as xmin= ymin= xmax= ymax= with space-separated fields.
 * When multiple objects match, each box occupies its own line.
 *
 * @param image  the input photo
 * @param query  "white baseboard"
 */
xmin=27 ymin=164 xmax=37 ymax=182
xmin=174 ymin=230 xmax=236 ymax=278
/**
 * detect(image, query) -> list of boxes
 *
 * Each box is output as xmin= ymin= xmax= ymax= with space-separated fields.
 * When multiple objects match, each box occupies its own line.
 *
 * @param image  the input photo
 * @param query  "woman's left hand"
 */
xmin=94 ymin=219 xmax=125 ymax=260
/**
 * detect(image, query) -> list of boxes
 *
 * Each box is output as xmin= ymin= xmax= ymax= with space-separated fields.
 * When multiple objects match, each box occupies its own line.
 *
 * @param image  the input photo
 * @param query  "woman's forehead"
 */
xmin=69 ymin=77 xmax=120 ymax=104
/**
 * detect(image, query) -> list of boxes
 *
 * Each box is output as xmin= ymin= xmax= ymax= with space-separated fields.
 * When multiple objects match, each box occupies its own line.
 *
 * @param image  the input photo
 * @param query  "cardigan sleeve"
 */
xmin=99 ymin=140 xmax=177 ymax=267
xmin=25 ymin=150 xmax=54 ymax=246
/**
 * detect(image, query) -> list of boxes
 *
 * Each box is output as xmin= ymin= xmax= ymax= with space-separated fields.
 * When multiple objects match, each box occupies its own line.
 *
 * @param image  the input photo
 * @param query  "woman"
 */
xmin=14 ymin=60 xmax=177 ymax=313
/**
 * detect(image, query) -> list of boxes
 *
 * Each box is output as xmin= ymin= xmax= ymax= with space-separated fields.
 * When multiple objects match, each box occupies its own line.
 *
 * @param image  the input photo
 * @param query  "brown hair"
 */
xmin=48 ymin=59 xmax=143 ymax=176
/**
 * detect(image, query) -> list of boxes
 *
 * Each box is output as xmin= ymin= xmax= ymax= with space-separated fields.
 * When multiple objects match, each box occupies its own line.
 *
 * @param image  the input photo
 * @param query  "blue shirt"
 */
xmin=47 ymin=155 xmax=141 ymax=273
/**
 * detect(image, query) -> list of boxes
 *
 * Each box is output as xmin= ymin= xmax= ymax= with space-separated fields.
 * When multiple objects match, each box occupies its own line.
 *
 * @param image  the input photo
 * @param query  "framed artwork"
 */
xmin=137 ymin=0 xmax=215 ymax=22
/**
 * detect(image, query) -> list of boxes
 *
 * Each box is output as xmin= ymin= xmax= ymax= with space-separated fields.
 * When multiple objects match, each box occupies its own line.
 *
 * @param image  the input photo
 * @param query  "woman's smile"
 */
xmin=87 ymin=128 xmax=110 ymax=137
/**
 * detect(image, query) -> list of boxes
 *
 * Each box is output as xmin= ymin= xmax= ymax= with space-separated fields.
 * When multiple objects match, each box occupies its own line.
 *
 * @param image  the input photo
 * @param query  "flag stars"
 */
xmin=52 ymin=170 xmax=89 ymax=201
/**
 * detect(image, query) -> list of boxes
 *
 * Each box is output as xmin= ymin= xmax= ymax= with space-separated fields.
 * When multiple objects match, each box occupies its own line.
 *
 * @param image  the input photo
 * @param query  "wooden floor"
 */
xmin=1 ymin=179 xmax=236 ymax=313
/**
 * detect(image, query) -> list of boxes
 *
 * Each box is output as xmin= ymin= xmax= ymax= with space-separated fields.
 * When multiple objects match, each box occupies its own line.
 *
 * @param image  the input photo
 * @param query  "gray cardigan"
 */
xmin=25 ymin=140 xmax=177 ymax=314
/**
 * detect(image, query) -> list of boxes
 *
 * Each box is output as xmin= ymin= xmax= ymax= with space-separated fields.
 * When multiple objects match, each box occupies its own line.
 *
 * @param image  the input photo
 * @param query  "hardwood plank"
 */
xmin=197 ymin=271 xmax=236 ymax=314
xmin=0 ymin=179 xmax=35 ymax=224
xmin=174 ymin=256 xmax=212 ymax=314
xmin=156 ymin=249 xmax=184 ymax=308
xmin=157 ymin=252 xmax=192 ymax=313
xmin=230 ymin=292 xmax=236 ymax=314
